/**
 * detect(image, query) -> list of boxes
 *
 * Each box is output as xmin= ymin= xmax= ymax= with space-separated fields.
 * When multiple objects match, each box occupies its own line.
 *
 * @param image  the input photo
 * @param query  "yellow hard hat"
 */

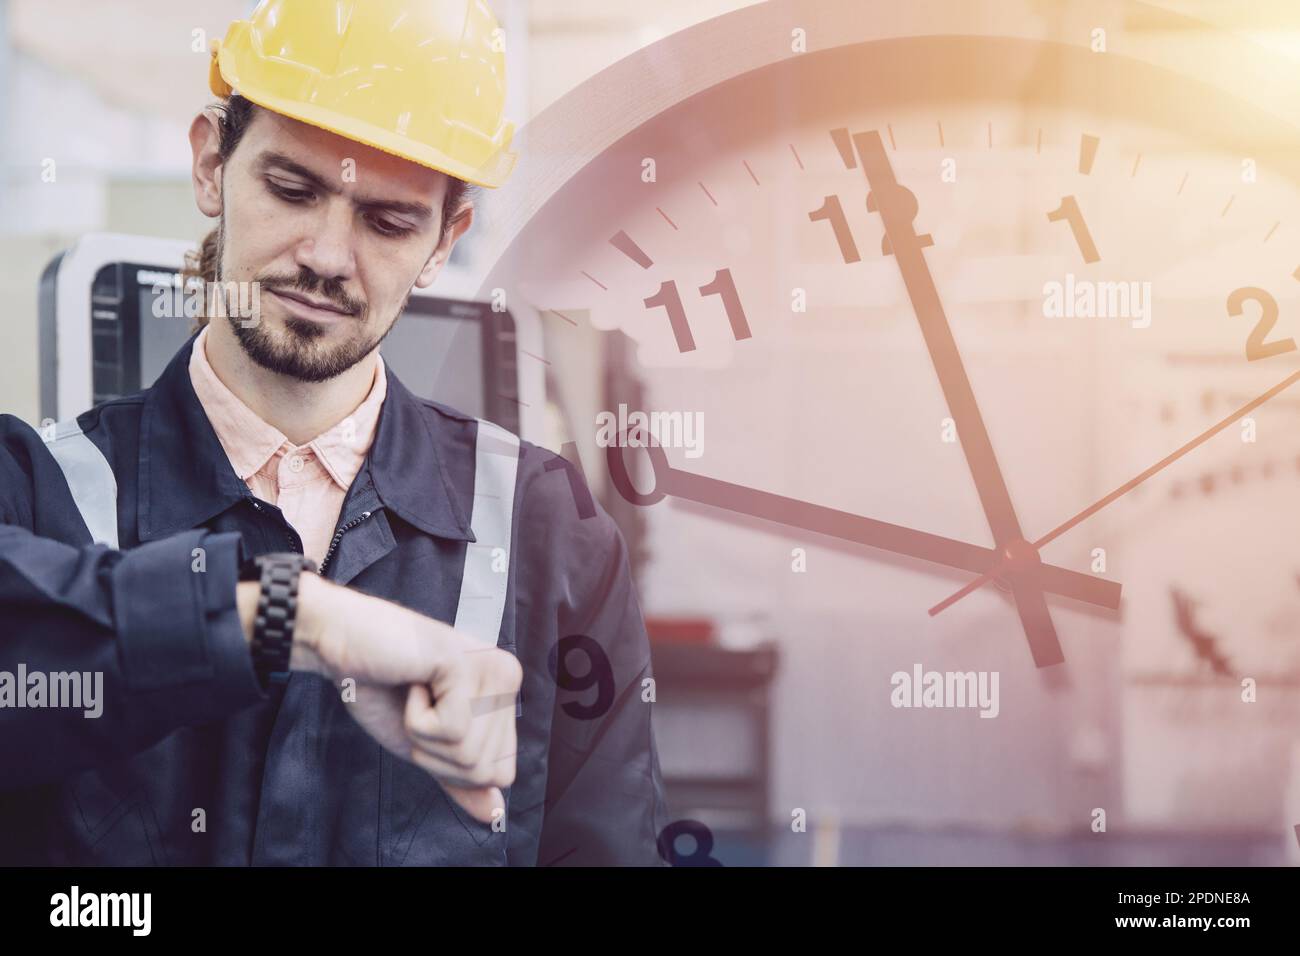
xmin=208 ymin=0 xmax=517 ymax=188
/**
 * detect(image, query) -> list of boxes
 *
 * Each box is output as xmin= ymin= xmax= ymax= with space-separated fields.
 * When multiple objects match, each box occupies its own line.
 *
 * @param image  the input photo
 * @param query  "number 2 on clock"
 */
xmin=1226 ymin=286 xmax=1298 ymax=361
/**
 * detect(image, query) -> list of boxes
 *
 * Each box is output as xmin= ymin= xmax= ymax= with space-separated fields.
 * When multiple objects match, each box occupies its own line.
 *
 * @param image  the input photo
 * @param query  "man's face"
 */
xmin=200 ymin=108 xmax=465 ymax=382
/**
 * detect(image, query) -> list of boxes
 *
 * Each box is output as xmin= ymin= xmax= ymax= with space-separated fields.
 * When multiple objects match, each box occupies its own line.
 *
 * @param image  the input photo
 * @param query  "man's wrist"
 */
xmin=289 ymin=570 xmax=330 ymax=675
xmin=235 ymin=556 xmax=328 ymax=680
xmin=236 ymin=580 xmax=261 ymax=646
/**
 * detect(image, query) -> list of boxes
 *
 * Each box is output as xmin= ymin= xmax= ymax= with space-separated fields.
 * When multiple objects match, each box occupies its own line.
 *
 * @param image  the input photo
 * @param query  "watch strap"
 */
xmin=247 ymin=553 xmax=318 ymax=691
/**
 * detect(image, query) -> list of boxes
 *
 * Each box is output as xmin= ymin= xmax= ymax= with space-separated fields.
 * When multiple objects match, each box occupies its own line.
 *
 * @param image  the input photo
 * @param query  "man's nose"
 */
xmin=294 ymin=199 xmax=358 ymax=283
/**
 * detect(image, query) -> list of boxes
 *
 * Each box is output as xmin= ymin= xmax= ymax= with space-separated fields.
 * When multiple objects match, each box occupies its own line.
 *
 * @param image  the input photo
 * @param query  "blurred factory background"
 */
xmin=2 ymin=0 xmax=1300 ymax=866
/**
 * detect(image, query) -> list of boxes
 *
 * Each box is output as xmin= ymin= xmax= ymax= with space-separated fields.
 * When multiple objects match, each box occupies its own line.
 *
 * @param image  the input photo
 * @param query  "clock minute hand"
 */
xmin=604 ymin=435 xmax=1120 ymax=609
xmin=852 ymin=129 xmax=1063 ymax=669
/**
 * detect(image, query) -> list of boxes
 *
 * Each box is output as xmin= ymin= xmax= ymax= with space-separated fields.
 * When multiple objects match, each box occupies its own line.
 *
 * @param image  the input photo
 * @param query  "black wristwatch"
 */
xmin=238 ymin=552 xmax=319 ymax=691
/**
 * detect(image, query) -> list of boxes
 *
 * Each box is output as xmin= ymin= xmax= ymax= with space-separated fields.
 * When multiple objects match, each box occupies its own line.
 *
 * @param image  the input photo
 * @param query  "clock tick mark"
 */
xmin=829 ymin=128 xmax=855 ymax=168
xmin=548 ymin=309 xmax=578 ymax=327
xmin=1078 ymin=133 xmax=1098 ymax=174
xmin=789 ymin=142 xmax=805 ymax=170
xmin=743 ymin=159 xmax=760 ymax=186
xmin=610 ymin=229 xmax=653 ymax=268
xmin=1221 ymin=194 xmax=1235 ymax=217
xmin=1177 ymin=171 xmax=1189 ymax=195
xmin=656 ymin=206 xmax=678 ymax=230
xmin=1264 ymin=221 xmax=1280 ymax=243
xmin=519 ymin=348 xmax=550 ymax=366
xmin=886 ymin=123 xmax=897 ymax=150
xmin=580 ymin=270 xmax=608 ymax=291
xmin=937 ymin=120 xmax=944 ymax=147
xmin=1131 ymin=153 xmax=1142 ymax=178
xmin=698 ymin=181 xmax=718 ymax=206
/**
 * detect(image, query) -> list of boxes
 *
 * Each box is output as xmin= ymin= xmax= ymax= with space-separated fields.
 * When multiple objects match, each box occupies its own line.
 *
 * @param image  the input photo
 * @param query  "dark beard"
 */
xmin=215 ymin=218 xmax=413 ymax=383
xmin=224 ymin=309 xmax=385 ymax=383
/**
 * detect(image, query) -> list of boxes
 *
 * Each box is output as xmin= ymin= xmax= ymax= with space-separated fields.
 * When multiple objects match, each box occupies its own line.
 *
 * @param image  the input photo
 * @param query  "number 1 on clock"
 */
xmin=1047 ymin=195 xmax=1101 ymax=264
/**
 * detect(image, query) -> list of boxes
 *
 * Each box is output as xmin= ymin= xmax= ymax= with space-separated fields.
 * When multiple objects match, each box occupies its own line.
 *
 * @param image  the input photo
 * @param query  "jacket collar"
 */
xmin=137 ymin=328 xmax=476 ymax=544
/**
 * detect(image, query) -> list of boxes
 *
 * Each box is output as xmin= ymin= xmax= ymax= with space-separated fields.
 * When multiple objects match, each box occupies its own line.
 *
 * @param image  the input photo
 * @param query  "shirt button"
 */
xmin=288 ymin=455 xmax=305 ymax=473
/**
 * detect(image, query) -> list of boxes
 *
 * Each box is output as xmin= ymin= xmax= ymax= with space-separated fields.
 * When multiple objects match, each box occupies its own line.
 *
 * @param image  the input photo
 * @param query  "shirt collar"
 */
xmin=308 ymin=361 xmax=387 ymax=489
xmin=187 ymin=324 xmax=387 ymax=492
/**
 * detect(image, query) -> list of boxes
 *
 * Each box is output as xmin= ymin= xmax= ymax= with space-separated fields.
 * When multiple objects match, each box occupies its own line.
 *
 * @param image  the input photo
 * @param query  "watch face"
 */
xmin=481 ymin=0 xmax=1300 ymax=860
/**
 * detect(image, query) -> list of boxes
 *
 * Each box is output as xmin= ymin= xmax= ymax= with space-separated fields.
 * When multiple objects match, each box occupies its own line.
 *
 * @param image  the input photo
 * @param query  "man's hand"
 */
xmin=237 ymin=573 xmax=522 ymax=824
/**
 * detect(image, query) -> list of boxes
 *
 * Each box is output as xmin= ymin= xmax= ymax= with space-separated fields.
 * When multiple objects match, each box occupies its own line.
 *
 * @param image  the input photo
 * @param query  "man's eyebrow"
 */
xmin=255 ymin=150 xmax=435 ymax=221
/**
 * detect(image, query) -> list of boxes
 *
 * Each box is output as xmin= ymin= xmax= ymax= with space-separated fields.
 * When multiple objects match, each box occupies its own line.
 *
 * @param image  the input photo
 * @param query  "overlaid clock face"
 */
xmin=483 ymin=0 xmax=1300 ymax=843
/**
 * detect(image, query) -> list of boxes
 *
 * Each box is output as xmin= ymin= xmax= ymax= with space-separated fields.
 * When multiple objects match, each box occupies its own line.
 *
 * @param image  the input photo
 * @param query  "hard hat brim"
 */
xmin=232 ymin=85 xmax=517 ymax=190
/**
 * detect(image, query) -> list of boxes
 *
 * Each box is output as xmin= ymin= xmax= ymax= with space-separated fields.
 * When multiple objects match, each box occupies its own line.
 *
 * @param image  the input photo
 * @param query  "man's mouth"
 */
xmin=266 ymin=288 xmax=357 ymax=323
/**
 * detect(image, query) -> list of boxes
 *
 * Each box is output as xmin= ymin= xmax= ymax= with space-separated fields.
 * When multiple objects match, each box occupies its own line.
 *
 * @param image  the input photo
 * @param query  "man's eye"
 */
xmin=368 ymin=215 xmax=414 ymax=239
xmin=267 ymin=181 xmax=313 ymax=203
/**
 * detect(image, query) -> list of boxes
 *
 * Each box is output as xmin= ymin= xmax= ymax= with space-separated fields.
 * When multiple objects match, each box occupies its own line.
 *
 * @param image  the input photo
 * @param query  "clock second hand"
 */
xmin=929 ymin=367 xmax=1300 ymax=616
xmin=605 ymin=433 xmax=1121 ymax=609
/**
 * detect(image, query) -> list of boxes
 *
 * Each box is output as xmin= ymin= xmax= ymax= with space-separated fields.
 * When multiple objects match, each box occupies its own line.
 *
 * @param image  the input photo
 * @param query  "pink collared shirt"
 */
xmin=188 ymin=325 xmax=387 ymax=566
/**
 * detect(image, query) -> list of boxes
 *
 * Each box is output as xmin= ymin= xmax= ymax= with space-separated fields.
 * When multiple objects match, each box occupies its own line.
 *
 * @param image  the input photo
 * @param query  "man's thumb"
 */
xmin=444 ymin=784 xmax=505 ymax=825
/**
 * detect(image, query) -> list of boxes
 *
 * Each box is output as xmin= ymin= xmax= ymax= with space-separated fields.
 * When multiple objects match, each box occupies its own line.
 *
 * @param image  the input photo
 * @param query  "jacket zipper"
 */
xmin=245 ymin=494 xmax=372 ymax=576
xmin=318 ymin=510 xmax=373 ymax=577
xmin=245 ymin=496 xmax=299 ymax=553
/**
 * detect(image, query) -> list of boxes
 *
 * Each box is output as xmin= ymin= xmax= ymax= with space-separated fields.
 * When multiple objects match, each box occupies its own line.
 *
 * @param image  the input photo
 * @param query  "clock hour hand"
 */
xmin=852 ymin=129 xmax=1063 ymax=669
xmin=604 ymin=434 xmax=1120 ymax=610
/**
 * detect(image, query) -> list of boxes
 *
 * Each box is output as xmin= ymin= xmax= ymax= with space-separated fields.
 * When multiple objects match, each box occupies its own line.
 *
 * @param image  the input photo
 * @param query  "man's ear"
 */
xmin=415 ymin=204 xmax=474 ymax=288
xmin=190 ymin=109 xmax=225 ymax=219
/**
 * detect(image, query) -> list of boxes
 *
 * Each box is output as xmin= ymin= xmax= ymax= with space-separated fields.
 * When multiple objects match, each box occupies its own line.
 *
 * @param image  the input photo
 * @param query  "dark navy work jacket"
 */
xmin=0 ymin=330 xmax=668 ymax=865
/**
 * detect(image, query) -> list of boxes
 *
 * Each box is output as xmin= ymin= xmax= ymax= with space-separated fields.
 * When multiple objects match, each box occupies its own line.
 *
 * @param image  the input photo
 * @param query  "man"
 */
xmin=0 ymin=0 xmax=668 ymax=865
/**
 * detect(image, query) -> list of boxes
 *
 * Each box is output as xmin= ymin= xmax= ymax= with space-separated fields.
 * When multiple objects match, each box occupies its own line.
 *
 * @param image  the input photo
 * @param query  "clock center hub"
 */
xmin=995 ymin=537 xmax=1042 ymax=587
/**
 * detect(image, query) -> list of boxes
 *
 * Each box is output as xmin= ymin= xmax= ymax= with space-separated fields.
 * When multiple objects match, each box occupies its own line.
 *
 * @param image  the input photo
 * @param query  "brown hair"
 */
xmin=183 ymin=94 xmax=477 ymax=325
